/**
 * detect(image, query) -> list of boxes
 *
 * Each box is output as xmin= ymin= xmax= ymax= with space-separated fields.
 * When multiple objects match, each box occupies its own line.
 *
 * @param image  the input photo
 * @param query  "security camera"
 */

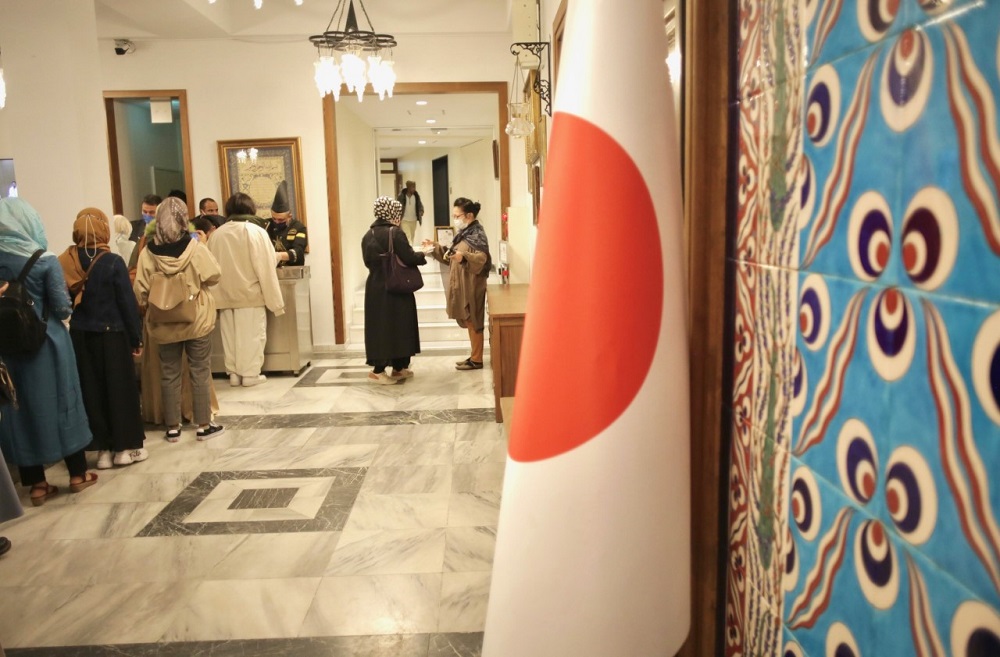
xmin=114 ymin=39 xmax=135 ymax=56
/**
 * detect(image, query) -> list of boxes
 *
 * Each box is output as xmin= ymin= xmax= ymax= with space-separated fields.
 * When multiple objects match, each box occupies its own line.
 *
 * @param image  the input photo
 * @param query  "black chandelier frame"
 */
xmin=510 ymin=41 xmax=552 ymax=116
xmin=309 ymin=0 xmax=397 ymax=54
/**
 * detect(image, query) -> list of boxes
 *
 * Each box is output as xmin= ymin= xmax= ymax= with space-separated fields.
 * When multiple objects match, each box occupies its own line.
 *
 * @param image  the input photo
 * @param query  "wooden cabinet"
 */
xmin=487 ymin=284 xmax=529 ymax=423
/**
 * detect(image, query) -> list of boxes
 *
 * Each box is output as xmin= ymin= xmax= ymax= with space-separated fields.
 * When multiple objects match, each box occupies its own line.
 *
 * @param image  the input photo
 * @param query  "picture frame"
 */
xmin=524 ymin=70 xmax=548 ymax=174
xmin=435 ymin=226 xmax=455 ymax=247
xmin=218 ymin=137 xmax=306 ymax=224
xmin=531 ymin=163 xmax=542 ymax=225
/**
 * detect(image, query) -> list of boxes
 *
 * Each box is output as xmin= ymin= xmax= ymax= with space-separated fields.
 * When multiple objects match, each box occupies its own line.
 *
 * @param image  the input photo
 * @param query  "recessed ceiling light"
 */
xmin=418 ymin=140 xmax=427 ymax=144
xmin=425 ymin=119 xmax=436 ymax=124
xmin=415 ymin=100 xmax=428 ymax=106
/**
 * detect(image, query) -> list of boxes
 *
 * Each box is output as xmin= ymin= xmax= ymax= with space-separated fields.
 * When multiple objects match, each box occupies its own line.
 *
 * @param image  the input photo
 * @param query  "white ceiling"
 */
xmin=94 ymin=0 xmax=510 ymax=158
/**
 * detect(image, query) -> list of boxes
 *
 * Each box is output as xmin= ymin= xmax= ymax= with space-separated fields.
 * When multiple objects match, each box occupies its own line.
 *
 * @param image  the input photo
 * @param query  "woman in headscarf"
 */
xmin=59 ymin=208 xmax=146 ymax=469
xmin=362 ymin=196 xmax=426 ymax=384
xmin=424 ymin=198 xmax=491 ymax=370
xmin=0 ymin=198 xmax=97 ymax=505
xmin=134 ymin=197 xmax=224 ymax=442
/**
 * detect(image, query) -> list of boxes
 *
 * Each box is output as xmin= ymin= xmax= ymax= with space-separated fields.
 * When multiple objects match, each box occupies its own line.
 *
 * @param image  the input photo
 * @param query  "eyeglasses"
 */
xmin=452 ymin=213 xmax=468 ymax=220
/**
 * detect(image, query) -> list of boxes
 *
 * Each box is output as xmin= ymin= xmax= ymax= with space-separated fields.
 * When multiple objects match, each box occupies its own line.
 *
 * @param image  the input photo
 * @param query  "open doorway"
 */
xmin=103 ymin=90 xmax=195 ymax=220
xmin=321 ymin=82 xmax=510 ymax=344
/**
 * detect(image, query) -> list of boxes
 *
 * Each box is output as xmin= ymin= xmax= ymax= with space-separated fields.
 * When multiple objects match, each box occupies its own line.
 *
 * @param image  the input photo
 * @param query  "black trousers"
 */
xmin=372 ymin=357 xmax=410 ymax=374
xmin=19 ymin=449 xmax=87 ymax=486
xmin=71 ymin=330 xmax=145 ymax=452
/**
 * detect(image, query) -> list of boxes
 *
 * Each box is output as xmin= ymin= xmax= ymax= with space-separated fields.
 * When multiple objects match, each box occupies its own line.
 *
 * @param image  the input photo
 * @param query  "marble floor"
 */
xmin=0 ymin=351 xmax=503 ymax=657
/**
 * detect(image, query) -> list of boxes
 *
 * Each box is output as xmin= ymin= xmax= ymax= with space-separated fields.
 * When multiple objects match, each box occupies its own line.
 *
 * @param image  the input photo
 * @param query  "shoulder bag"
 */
xmin=378 ymin=227 xmax=424 ymax=294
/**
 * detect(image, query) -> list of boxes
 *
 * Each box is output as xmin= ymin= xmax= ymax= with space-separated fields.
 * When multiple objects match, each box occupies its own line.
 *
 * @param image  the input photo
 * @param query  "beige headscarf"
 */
xmin=154 ymin=197 xmax=189 ymax=245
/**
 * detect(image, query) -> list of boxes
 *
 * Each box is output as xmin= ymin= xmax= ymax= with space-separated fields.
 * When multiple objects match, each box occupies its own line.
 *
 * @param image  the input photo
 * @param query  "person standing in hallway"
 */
xmin=58 ymin=208 xmax=146 ymax=468
xmin=198 ymin=197 xmax=219 ymax=218
xmin=0 ymin=198 xmax=98 ymax=504
xmin=266 ymin=181 xmax=308 ymax=267
xmin=111 ymin=214 xmax=135 ymax=265
xmin=397 ymin=180 xmax=424 ymax=244
xmin=209 ymin=192 xmax=284 ymax=387
xmin=363 ymin=196 xmax=426 ymax=383
xmin=134 ymin=197 xmax=224 ymax=442
xmin=129 ymin=194 xmax=161 ymax=243
xmin=424 ymin=198 xmax=491 ymax=370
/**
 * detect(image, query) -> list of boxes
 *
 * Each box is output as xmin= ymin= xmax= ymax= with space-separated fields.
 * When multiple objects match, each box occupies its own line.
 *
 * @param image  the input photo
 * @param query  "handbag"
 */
xmin=0 ymin=359 xmax=17 ymax=409
xmin=147 ymin=270 xmax=197 ymax=324
xmin=379 ymin=227 xmax=424 ymax=294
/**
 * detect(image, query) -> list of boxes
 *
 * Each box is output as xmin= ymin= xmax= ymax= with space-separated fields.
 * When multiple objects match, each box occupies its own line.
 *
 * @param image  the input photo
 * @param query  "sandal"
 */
xmin=29 ymin=482 xmax=59 ymax=507
xmin=69 ymin=472 xmax=98 ymax=494
xmin=165 ymin=428 xmax=181 ymax=443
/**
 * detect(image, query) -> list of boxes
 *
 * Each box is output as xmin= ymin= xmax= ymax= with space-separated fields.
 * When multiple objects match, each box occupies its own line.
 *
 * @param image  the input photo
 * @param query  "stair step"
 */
xmin=348 ymin=321 xmax=471 ymax=345
xmin=354 ymin=305 xmax=452 ymax=324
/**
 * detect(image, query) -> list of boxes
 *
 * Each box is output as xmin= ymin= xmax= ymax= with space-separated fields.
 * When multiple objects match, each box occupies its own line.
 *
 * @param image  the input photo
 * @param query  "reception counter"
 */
xmin=487 ymin=283 xmax=529 ymax=423
xmin=211 ymin=266 xmax=314 ymax=376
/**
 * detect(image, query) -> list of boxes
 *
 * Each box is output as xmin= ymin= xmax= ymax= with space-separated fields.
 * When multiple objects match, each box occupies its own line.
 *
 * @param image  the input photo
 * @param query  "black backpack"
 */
xmin=0 ymin=250 xmax=49 ymax=356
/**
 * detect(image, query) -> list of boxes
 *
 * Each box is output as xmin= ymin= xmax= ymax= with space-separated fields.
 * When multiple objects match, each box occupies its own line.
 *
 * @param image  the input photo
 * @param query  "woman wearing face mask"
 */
xmin=423 ymin=197 xmax=491 ymax=370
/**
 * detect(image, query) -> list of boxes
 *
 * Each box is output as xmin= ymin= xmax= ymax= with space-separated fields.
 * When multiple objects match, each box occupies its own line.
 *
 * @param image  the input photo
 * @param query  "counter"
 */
xmin=487 ymin=283 xmax=529 ymax=422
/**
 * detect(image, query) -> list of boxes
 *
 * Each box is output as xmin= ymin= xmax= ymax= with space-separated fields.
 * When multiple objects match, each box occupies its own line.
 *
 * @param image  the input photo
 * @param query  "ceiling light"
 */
xmin=415 ymin=100 xmax=428 ymax=106
xmin=418 ymin=140 xmax=427 ymax=145
xmin=425 ymin=119 xmax=436 ymax=124
xmin=310 ymin=0 xmax=397 ymax=102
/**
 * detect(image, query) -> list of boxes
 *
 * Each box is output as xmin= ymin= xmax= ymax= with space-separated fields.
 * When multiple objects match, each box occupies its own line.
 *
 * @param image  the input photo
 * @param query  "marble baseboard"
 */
xmin=215 ymin=409 xmax=494 ymax=429
xmin=6 ymin=633 xmax=483 ymax=656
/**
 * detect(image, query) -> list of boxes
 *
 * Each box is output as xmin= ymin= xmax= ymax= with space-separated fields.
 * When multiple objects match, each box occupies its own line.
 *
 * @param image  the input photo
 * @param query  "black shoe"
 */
xmin=0 ymin=536 xmax=11 ymax=557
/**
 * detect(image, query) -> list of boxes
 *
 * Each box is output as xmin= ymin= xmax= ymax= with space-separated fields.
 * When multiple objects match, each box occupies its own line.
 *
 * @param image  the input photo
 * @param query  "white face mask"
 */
xmin=452 ymin=219 xmax=464 ymax=231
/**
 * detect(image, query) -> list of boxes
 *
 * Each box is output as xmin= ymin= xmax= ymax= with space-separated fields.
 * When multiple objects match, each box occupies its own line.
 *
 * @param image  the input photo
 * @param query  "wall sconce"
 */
xmin=509 ymin=41 xmax=552 ymax=117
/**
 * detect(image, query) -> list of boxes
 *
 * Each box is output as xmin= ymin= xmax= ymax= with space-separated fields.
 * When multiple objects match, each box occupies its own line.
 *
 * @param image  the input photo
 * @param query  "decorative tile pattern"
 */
xmin=137 ymin=468 xmax=366 ymax=537
xmin=729 ymin=0 xmax=1000 ymax=655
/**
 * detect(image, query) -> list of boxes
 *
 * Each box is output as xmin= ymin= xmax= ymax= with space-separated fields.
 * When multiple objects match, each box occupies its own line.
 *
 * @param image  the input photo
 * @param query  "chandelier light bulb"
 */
xmin=236 ymin=149 xmax=248 ymax=162
xmin=254 ymin=0 xmax=262 ymax=8
xmin=0 ymin=69 xmax=6 ymax=110
xmin=248 ymin=147 xmax=258 ymax=160
xmin=314 ymin=56 xmax=342 ymax=100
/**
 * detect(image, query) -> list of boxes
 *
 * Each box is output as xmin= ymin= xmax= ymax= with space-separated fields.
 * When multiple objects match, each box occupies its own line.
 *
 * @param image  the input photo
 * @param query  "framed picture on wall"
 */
xmin=218 ymin=137 xmax=306 ymax=224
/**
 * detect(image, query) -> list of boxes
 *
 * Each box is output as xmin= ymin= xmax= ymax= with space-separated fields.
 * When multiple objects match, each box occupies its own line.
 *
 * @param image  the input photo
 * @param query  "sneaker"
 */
xmin=229 ymin=373 xmax=242 ymax=387
xmin=391 ymin=369 xmax=414 ymax=379
xmin=96 ymin=450 xmax=113 ymax=469
xmin=368 ymin=372 xmax=399 ymax=385
xmin=455 ymin=359 xmax=484 ymax=371
xmin=114 ymin=448 xmax=148 ymax=466
xmin=196 ymin=424 xmax=225 ymax=441
xmin=242 ymin=375 xmax=267 ymax=387
xmin=165 ymin=428 xmax=181 ymax=443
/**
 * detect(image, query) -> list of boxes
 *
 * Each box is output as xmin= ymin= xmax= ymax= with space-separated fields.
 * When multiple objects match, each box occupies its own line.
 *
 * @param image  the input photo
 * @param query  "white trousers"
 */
xmin=218 ymin=307 xmax=267 ymax=378
xmin=401 ymin=219 xmax=417 ymax=244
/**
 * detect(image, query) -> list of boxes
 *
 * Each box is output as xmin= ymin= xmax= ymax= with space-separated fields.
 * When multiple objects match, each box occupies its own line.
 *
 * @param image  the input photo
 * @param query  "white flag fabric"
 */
xmin=482 ymin=1 xmax=691 ymax=655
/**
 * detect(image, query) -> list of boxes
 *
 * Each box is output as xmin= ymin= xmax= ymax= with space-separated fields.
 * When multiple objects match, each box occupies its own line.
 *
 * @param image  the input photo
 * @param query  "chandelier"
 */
xmin=309 ymin=0 xmax=397 ymax=102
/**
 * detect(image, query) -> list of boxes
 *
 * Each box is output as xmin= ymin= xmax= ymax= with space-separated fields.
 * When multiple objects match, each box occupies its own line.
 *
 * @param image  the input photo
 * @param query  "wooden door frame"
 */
xmin=321 ymin=81 xmax=511 ymax=345
xmin=103 ymin=90 xmax=196 ymax=219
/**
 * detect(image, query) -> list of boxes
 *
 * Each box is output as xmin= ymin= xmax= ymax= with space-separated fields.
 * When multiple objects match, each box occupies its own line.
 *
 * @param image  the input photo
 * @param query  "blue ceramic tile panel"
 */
xmin=901 ymin=0 xmax=984 ymax=32
xmin=800 ymin=44 xmax=904 ymax=284
xmin=781 ymin=627 xmax=811 ymax=657
xmin=806 ymin=0 xmax=906 ymax=71
xmin=897 ymin=3 xmax=1000 ymax=303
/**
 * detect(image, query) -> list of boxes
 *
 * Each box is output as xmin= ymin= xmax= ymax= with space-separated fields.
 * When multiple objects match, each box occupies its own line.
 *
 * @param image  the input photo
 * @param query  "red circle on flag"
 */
xmin=508 ymin=113 xmax=664 ymax=462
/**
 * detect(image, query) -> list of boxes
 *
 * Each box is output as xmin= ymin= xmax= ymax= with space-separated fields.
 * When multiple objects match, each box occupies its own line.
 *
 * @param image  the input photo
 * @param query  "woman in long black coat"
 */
xmin=362 ymin=196 xmax=426 ymax=384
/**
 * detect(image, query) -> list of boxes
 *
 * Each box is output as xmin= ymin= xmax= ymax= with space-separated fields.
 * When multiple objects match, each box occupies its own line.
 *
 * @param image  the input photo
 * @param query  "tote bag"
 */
xmin=379 ymin=227 xmax=424 ymax=294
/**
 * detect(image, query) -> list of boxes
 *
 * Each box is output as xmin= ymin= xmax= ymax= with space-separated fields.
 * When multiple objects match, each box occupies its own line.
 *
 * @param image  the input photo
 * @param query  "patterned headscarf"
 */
xmin=0 ymin=197 xmax=49 ymax=257
xmin=373 ymin=196 xmax=396 ymax=222
xmin=154 ymin=197 xmax=189 ymax=245
xmin=72 ymin=207 xmax=111 ymax=253
xmin=390 ymin=200 xmax=403 ymax=226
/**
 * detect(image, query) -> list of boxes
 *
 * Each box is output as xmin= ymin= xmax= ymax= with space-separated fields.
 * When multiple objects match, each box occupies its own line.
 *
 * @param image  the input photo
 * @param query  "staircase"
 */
xmin=347 ymin=259 xmax=475 ymax=348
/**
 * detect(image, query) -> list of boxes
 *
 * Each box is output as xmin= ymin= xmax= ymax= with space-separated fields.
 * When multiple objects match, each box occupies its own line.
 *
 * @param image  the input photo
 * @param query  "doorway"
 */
xmin=321 ymin=82 xmax=510 ymax=344
xmin=103 ymin=90 xmax=195 ymax=219
xmin=431 ymin=156 xmax=450 ymax=227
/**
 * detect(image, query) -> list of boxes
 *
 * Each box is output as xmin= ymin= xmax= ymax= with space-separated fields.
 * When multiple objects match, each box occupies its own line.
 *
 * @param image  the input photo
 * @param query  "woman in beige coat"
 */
xmin=134 ymin=198 xmax=224 ymax=442
xmin=424 ymin=198 xmax=491 ymax=370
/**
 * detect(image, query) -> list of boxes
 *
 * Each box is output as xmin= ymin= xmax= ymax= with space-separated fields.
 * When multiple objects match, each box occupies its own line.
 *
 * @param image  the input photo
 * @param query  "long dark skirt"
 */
xmin=71 ymin=330 xmax=144 ymax=452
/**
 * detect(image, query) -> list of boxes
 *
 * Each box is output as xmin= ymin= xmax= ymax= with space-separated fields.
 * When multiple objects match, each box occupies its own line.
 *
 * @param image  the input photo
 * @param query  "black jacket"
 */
xmin=396 ymin=190 xmax=424 ymax=223
xmin=267 ymin=218 xmax=308 ymax=266
xmin=69 ymin=248 xmax=143 ymax=348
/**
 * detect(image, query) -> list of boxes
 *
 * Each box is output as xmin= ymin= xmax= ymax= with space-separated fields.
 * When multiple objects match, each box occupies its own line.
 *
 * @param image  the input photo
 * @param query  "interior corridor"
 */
xmin=0 ymin=351 xmax=500 ymax=656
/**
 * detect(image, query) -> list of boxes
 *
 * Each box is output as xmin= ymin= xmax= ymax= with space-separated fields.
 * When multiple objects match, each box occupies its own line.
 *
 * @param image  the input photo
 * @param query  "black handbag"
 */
xmin=380 ymin=227 xmax=424 ymax=294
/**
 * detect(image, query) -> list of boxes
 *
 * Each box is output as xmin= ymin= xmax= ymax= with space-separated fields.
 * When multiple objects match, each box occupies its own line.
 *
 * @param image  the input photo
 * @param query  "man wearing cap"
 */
xmin=266 ymin=181 xmax=308 ymax=266
xmin=396 ymin=180 xmax=424 ymax=244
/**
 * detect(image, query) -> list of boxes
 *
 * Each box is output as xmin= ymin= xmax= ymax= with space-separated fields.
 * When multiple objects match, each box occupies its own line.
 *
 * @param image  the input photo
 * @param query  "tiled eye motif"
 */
xmin=798 ymin=156 xmax=816 ymax=229
xmin=800 ymin=274 xmax=832 ymax=352
xmin=791 ymin=348 xmax=808 ymax=418
xmin=784 ymin=640 xmax=805 ymax=657
xmin=858 ymin=0 xmax=900 ymax=42
xmin=950 ymin=600 xmax=1000 ymax=657
xmin=847 ymin=190 xmax=893 ymax=282
xmin=837 ymin=419 xmax=879 ymax=506
xmin=902 ymin=187 xmax=958 ymax=291
xmin=826 ymin=622 xmax=861 ymax=657
xmin=807 ymin=65 xmax=841 ymax=147
xmin=971 ymin=309 xmax=1000 ymax=427
xmin=881 ymin=29 xmax=933 ymax=132
xmin=867 ymin=288 xmax=916 ymax=382
xmin=885 ymin=446 xmax=938 ymax=545
xmin=918 ymin=0 xmax=953 ymax=16
xmin=783 ymin=524 xmax=800 ymax=592
xmin=854 ymin=517 xmax=900 ymax=609
xmin=792 ymin=466 xmax=822 ymax=542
